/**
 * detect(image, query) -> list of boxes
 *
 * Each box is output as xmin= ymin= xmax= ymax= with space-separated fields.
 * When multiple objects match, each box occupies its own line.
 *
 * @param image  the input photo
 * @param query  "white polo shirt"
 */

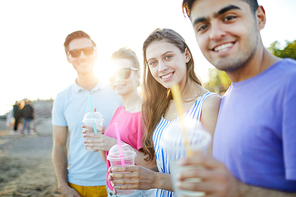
xmin=52 ymin=80 xmax=122 ymax=186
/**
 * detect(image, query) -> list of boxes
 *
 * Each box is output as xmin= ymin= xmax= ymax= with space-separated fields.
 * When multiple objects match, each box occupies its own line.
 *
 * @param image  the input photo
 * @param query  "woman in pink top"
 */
xmin=83 ymin=47 xmax=156 ymax=197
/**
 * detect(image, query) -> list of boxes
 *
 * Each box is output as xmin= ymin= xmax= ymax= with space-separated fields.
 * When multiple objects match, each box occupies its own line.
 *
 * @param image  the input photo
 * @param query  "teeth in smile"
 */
xmin=79 ymin=63 xmax=88 ymax=66
xmin=214 ymin=43 xmax=233 ymax=52
xmin=161 ymin=73 xmax=172 ymax=79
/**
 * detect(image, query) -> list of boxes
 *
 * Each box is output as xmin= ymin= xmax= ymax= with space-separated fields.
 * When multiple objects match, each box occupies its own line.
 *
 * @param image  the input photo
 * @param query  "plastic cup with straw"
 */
xmin=107 ymin=123 xmax=137 ymax=195
xmin=163 ymin=83 xmax=211 ymax=196
xmin=83 ymin=96 xmax=104 ymax=151
xmin=88 ymin=95 xmax=98 ymax=134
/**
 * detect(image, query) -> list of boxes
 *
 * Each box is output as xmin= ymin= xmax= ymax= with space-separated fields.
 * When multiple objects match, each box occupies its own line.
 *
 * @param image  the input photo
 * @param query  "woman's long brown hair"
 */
xmin=142 ymin=28 xmax=201 ymax=161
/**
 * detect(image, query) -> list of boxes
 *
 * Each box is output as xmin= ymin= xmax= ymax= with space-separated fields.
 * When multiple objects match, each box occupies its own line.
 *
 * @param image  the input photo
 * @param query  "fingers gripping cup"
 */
xmin=107 ymin=144 xmax=136 ymax=195
xmin=82 ymin=112 xmax=104 ymax=151
xmin=161 ymin=118 xmax=211 ymax=197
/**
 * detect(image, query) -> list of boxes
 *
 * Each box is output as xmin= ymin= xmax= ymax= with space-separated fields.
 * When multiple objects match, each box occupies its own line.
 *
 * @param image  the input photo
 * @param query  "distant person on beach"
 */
xmin=52 ymin=30 xmax=121 ymax=197
xmin=172 ymin=0 xmax=296 ymax=195
xmin=21 ymin=99 xmax=34 ymax=134
xmin=108 ymin=28 xmax=221 ymax=197
xmin=13 ymin=100 xmax=24 ymax=133
xmin=83 ymin=47 xmax=157 ymax=197
xmin=6 ymin=110 xmax=14 ymax=131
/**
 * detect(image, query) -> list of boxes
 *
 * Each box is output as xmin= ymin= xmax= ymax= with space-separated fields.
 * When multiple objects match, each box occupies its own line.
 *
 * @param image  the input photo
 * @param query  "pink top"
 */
xmin=104 ymin=106 xmax=143 ymax=190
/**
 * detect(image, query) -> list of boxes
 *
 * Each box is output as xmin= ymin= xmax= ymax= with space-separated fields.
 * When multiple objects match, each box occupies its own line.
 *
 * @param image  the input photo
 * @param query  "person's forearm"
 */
xmin=153 ymin=172 xmax=174 ymax=191
xmin=100 ymin=151 xmax=107 ymax=163
xmin=52 ymin=144 xmax=69 ymax=189
xmin=242 ymin=183 xmax=296 ymax=197
xmin=134 ymin=149 xmax=156 ymax=169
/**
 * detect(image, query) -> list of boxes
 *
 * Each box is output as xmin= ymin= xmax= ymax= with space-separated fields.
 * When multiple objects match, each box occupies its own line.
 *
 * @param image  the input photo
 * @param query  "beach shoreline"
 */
xmin=0 ymin=100 xmax=61 ymax=197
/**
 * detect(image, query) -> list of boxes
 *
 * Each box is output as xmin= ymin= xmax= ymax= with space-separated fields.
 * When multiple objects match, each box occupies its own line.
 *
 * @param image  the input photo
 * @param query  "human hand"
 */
xmin=108 ymin=165 xmax=157 ymax=191
xmin=81 ymin=124 xmax=104 ymax=134
xmin=59 ymin=185 xmax=81 ymax=197
xmin=176 ymin=151 xmax=248 ymax=197
xmin=83 ymin=132 xmax=117 ymax=151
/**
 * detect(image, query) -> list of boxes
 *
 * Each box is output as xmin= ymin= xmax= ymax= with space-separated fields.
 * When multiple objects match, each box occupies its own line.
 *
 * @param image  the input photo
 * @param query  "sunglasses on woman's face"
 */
xmin=67 ymin=47 xmax=96 ymax=58
xmin=109 ymin=67 xmax=138 ymax=81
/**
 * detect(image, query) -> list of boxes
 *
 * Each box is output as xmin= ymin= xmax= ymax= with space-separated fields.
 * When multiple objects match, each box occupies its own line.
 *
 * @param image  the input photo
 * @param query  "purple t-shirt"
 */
xmin=213 ymin=59 xmax=296 ymax=192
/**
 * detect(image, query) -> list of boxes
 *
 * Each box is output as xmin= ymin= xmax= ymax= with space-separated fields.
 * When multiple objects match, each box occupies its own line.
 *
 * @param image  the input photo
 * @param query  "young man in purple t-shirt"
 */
xmin=178 ymin=0 xmax=296 ymax=196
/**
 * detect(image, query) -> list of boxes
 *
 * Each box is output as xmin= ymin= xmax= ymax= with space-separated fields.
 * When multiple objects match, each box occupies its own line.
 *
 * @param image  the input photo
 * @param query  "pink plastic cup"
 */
xmin=107 ymin=143 xmax=136 ymax=195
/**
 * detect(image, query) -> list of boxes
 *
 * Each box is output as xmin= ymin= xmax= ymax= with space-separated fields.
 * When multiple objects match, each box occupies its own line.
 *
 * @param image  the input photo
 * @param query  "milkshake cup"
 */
xmin=161 ymin=118 xmax=212 ymax=197
xmin=82 ymin=112 xmax=104 ymax=151
xmin=107 ymin=143 xmax=137 ymax=195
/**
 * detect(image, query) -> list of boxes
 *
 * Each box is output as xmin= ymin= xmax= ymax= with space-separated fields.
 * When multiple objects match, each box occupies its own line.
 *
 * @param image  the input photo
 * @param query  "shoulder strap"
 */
xmin=186 ymin=92 xmax=216 ymax=121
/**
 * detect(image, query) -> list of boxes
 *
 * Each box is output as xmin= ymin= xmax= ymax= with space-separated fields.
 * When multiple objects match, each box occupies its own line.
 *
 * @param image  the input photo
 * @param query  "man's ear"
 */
xmin=185 ymin=48 xmax=191 ymax=63
xmin=256 ymin=6 xmax=266 ymax=31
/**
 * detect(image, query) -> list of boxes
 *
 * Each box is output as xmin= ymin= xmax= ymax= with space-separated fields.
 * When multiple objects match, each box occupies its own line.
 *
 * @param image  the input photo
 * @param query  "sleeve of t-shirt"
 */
xmin=136 ymin=114 xmax=144 ymax=150
xmin=283 ymin=73 xmax=296 ymax=181
xmin=52 ymin=93 xmax=67 ymax=127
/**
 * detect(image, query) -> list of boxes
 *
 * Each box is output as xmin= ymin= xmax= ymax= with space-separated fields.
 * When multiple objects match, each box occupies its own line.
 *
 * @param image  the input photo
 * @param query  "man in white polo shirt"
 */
xmin=52 ymin=30 xmax=122 ymax=197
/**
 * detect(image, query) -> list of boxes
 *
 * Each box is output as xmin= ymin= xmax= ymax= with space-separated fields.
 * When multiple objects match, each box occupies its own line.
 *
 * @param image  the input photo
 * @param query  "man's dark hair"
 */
xmin=182 ymin=0 xmax=258 ymax=17
xmin=64 ymin=30 xmax=96 ymax=52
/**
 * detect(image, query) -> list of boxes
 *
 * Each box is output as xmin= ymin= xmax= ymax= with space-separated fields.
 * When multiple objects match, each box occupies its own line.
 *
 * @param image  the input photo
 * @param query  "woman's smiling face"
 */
xmin=146 ymin=40 xmax=190 ymax=89
xmin=109 ymin=58 xmax=139 ymax=96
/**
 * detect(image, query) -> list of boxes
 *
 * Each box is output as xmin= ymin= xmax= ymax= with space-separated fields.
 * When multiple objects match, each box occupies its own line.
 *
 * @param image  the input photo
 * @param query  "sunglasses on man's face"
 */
xmin=109 ymin=67 xmax=138 ymax=81
xmin=67 ymin=47 xmax=96 ymax=58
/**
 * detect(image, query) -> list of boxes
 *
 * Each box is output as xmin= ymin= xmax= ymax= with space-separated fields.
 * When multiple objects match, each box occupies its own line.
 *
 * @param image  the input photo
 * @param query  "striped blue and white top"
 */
xmin=152 ymin=92 xmax=215 ymax=197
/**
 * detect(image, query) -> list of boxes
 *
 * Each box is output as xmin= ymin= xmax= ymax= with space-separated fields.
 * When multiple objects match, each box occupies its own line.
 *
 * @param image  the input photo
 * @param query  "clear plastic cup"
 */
xmin=82 ymin=112 xmax=104 ymax=151
xmin=161 ymin=118 xmax=212 ymax=197
xmin=107 ymin=143 xmax=137 ymax=195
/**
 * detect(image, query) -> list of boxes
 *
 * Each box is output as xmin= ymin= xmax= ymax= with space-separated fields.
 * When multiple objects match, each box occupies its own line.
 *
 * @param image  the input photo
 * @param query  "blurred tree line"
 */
xmin=204 ymin=39 xmax=296 ymax=95
xmin=204 ymin=68 xmax=231 ymax=95
xmin=268 ymin=40 xmax=296 ymax=60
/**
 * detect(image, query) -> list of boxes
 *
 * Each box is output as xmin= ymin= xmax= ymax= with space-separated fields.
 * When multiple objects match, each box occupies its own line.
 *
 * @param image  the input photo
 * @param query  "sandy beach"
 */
xmin=0 ymin=100 xmax=61 ymax=197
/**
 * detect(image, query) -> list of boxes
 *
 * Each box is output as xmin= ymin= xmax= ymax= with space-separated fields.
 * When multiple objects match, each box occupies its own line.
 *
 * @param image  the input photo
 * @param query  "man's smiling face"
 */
xmin=190 ymin=0 xmax=259 ymax=72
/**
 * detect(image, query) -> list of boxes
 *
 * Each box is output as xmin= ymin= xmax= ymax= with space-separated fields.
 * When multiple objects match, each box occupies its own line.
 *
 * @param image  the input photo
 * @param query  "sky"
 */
xmin=0 ymin=0 xmax=296 ymax=115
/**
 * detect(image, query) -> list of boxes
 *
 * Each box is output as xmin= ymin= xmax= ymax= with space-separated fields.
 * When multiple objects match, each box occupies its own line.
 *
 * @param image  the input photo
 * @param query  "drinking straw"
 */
xmin=114 ymin=123 xmax=126 ymax=167
xmin=170 ymin=84 xmax=192 ymax=157
xmin=88 ymin=95 xmax=98 ymax=133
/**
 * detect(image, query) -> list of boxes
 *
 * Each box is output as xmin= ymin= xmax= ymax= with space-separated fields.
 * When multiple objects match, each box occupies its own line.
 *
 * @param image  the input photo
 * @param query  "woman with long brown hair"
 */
xmin=109 ymin=28 xmax=221 ymax=197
